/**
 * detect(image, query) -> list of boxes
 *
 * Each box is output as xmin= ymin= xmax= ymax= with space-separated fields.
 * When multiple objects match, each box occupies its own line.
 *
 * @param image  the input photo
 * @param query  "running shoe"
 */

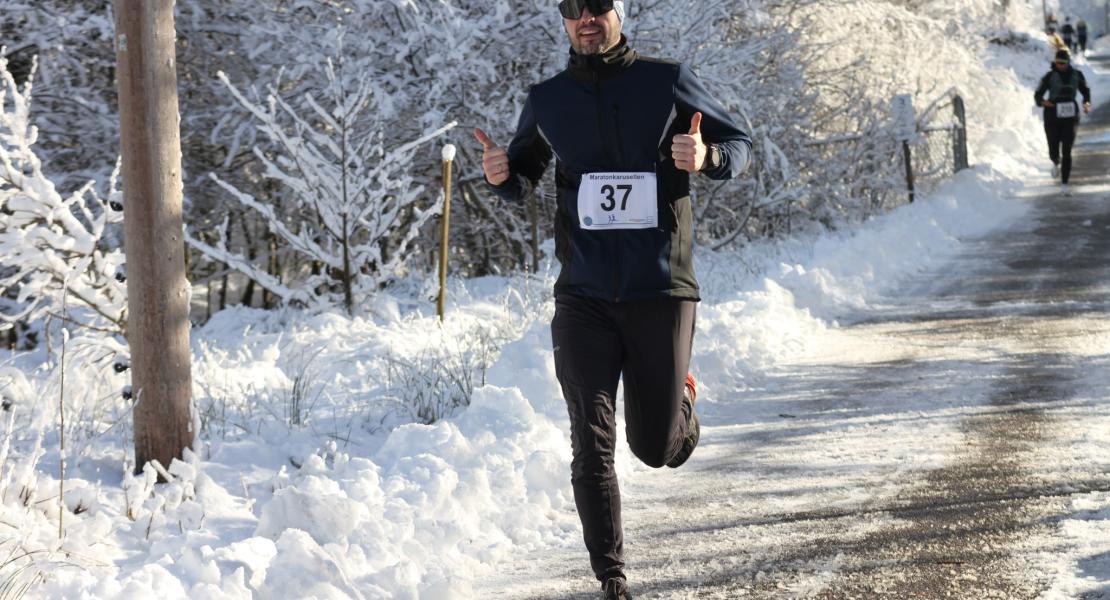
xmin=602 ymin=577 xmax=633 ymax=599
xmin=666 ymin=373 xmax=700 ymax=468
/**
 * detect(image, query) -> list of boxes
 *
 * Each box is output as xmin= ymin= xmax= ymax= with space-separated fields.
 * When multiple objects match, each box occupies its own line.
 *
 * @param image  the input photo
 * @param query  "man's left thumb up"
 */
xmin=689 ymin=112 xmax=703 ymax=135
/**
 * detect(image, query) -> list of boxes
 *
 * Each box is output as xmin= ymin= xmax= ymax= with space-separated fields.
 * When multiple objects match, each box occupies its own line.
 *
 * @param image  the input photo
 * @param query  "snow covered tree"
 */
xmin=177 ymin=0 xmax=561 ymax=289
xmin=1 ymin=1 xmax=118 ymax=190
xmin=384 ymin=0 xmax=561 ymax=276
xmin=0 ymin=53 xmax=127 ymax=337
xmin=623 ymin=0 xmax=846 ymax=244
xmin=185 ymin=50 xmax=455 ymax=314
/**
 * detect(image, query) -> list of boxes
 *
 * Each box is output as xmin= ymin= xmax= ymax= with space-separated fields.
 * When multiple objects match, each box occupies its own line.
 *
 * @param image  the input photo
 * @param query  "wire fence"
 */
xmin=911 ymin=90 xmax=970 ymax=197
xmin=805 ymin=88 xmax=970 ymax=207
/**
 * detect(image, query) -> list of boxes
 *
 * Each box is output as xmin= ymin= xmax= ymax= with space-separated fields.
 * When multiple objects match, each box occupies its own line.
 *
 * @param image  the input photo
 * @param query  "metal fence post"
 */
xmin=952 ymin=94 xmax=969 ymax=171
xmin=891 ymin=93 xmax=916 ymax=204
xmin=902 ymin=140 xmax=915 ymax=203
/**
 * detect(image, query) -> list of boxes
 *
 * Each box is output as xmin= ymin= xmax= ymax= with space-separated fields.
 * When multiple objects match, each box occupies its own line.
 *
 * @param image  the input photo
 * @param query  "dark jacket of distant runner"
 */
xmin=488 ymin=36 xmax=752 ymax=302
xmin=1034 ymin=66 xmax=1091 ymax=121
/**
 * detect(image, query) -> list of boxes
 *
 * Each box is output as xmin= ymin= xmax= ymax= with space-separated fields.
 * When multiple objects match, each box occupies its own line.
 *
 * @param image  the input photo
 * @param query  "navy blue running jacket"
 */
xmin=488 ymin=37 xmax=752 ymax=302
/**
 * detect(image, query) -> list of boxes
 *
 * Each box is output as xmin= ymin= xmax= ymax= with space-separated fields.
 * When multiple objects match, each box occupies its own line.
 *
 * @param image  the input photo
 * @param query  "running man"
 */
xmin=1035 ymin=49 xmax=1091 ymax=196
xmin=474 ymin=1 xmax=751 ymax=598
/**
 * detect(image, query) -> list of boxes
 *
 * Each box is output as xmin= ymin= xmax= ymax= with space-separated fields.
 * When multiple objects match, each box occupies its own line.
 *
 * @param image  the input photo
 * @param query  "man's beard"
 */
xmin=572 ymin=29 xmax=618 ymax=55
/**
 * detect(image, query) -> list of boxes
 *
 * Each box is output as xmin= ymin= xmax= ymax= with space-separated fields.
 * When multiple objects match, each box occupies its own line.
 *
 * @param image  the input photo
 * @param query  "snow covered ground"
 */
xmin=4 ymin=12 xmax=1110 ymax=600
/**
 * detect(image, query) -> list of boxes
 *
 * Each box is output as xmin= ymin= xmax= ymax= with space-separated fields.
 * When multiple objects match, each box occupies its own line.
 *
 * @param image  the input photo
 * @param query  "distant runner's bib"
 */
xmin=1056 ymin=101 xmax=1077 ymax=119
xmin=577 ymin=172 xmax=658 ymax=230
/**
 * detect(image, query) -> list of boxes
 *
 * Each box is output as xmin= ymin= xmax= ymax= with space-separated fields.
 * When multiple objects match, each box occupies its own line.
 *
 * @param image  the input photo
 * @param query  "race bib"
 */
xmin=577 ymin=172 xmax=658 ymax=230
xmin=1057 ymin=101 xmax=1077 ymax=118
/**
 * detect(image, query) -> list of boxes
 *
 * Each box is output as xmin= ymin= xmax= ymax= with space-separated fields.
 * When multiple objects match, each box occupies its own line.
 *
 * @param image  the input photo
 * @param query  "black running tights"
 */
xmin=1045 ymin=115 xmax=1079 ymax=184
xmin=551 ymin=293 xmax=696 ymax=582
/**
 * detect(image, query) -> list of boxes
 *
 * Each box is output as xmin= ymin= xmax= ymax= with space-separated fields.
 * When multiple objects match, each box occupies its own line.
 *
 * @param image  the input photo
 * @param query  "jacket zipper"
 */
xmin=611 ymin=104 xmax=626 ymax=301
xmin=591 ymin=73 xmax=623 ymax=301
xmin=611 ymin=105 xmax=627 ymax=165
xmin=593 ymin=75 xmax=618 ymax=164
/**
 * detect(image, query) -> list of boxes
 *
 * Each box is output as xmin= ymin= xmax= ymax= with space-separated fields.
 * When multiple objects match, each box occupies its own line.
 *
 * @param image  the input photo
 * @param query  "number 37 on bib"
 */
xmin=577 ymin=172 xmax=659 ymax=230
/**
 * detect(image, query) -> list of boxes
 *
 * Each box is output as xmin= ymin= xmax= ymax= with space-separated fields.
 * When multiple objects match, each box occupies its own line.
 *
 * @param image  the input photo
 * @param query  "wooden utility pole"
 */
xmin=113 ymin=0 xmax=194 ymax=472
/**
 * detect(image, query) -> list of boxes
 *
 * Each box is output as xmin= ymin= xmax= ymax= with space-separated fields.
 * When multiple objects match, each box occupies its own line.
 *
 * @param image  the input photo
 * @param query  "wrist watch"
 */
xmin=703 ymin=144 xmax=722 ymax=171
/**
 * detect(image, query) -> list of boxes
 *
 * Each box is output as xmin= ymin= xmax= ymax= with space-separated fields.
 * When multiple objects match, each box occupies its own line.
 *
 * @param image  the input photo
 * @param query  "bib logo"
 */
xmin=583 ymin=216 xmax=593 ymax=226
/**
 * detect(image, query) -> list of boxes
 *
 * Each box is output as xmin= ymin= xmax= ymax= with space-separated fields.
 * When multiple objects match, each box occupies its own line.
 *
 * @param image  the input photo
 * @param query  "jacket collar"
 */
xmin=567 ymin=35 xmax=637 ymax=82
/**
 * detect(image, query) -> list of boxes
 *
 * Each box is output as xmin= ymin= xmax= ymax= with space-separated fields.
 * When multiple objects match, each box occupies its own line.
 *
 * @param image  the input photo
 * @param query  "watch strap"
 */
xmin=703 ymin=144 xmax=721 ymax=171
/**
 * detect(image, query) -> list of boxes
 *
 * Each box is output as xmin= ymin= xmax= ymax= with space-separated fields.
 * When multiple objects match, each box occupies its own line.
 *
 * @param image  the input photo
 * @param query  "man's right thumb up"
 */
xmin=474 ymin=128 xmax=510 ymax=186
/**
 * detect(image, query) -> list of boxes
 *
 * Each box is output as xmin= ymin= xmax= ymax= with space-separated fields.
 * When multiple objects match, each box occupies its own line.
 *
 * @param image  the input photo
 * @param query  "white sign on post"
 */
xmin=891 ymin=94 xmax=916 ymax=142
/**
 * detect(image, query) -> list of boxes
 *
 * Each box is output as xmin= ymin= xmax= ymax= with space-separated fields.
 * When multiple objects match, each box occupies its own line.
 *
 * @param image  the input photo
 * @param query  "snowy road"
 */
xmin=480 ymin=76 xmax=1110 ymax=598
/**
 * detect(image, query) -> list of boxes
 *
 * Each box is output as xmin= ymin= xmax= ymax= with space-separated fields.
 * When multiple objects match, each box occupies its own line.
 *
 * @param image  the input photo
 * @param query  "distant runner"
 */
xmin=1061 ymin=17 xmax=1077 ymax=54
xmin=1077 ymin=18 xmax=1089 ymax=55
xmin=1046 ymin=26 xmax=1069 ymax=55
xmin=474 ymin=0 xmax=752 ymax=598
xmin=1034 ymin=50 xmax=1091 ymax=196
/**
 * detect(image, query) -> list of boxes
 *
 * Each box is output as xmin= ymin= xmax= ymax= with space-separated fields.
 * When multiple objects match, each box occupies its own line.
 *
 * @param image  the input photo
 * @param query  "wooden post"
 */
xmin=528 ymin=191 xmax=540 ymax=274
xmin=437 ymin=145 xmax=455 ymax=321
xmin=114 ymin=0 xmax=195 ymax=472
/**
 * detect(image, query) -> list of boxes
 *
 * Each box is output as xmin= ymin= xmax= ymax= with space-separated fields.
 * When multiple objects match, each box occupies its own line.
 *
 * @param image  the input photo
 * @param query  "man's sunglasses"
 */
xmin=559 ymin=0 xmax=615 ymax=20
